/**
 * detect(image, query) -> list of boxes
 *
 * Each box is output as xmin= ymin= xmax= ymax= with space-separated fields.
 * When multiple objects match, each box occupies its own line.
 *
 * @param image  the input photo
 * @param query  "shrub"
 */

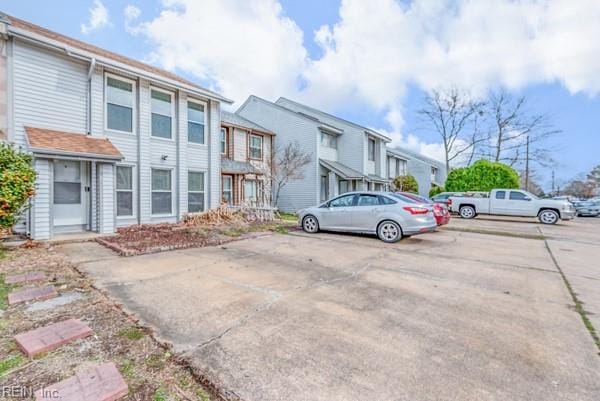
xmin=392 ymin=175 xmax=419 ymax=193
xmin=445 ymin=160 xmax=519 ymax=192
xmin=0 ymin=143 xmax=36 ymax=230
xmin=429 ymin=184 xmax=444 ymax=197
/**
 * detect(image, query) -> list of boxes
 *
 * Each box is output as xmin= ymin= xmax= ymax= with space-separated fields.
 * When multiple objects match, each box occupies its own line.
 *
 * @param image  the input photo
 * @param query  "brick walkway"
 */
xmin=8 ymin=285 xmax=57 ymax=305
xmin=5 ymin=271 xmax=46 ymax=284
xmin=15 ymin=318 xmax=93 ymax=358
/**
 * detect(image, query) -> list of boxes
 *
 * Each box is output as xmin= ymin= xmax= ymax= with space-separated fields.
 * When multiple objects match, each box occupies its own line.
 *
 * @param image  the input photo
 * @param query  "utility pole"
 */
xmin=524 ymin=135 xmax=530 ymax=191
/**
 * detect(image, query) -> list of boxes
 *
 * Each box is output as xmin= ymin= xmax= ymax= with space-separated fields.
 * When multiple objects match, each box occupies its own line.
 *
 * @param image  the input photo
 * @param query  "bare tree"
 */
xmin=484 ymin=90 xmax=560 ymax=171
xmin=266 ymin=141 xmax=311 ymax=207
xmin=563 ymin=176 xmax=598 ymax=199
xmin=418 ymin=87 xmax=485 ymax=172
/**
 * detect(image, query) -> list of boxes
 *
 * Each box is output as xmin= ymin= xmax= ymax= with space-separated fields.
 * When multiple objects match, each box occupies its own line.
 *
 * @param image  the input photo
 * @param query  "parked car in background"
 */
xmin=298 ymin=191 xmax=437 ymax=243
xmin=449 ymin=189 xmax=576 ymax=224
xmin=396 ymin=192 xmax=451 ymax=226
xmin=431 ymin=192 xmax=463 ymax=205
xmin=572 ymin=200 xmax=600 ymax=217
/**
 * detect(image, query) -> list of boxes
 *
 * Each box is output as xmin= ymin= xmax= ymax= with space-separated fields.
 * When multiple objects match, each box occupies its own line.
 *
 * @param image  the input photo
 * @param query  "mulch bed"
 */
xmin=0 ymin=245 xmax=218 ymax=401
xmin=96 ymin=223 xmax=274 ymax=257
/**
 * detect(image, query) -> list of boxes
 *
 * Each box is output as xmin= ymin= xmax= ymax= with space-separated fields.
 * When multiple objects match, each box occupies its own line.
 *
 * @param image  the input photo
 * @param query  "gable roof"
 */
xmin=387 ymin=147 xmax=444 ymax=168
xmin=25 ymin=126 xmax=123 ymax=161
xmin=276 ymin=97 xmax=391 ymax=142
xmin=221 ymin=111 xmax=274 ymax=135
xmin=3 ymin=13 xmax=232 ymax=104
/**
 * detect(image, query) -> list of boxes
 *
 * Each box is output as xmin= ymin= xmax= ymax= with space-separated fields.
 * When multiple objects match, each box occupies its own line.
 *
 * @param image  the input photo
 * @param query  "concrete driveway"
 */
xmin=58 ymin=218 xmax=600 ymax=401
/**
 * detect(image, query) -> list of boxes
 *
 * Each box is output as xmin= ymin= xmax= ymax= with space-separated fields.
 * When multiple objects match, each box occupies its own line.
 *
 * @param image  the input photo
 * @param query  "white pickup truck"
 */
xmin=449 ymin=189 xmax=576 ymax=224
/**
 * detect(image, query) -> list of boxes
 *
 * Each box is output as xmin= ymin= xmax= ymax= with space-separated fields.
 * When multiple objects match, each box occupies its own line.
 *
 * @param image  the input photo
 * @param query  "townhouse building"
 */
xmin=237 ymin=96 xmax=447 ymax=212
xmin=0 ymin=13 xmax=232 ymax=239
xmin=220 ymin=111 xmax=274 ymax=207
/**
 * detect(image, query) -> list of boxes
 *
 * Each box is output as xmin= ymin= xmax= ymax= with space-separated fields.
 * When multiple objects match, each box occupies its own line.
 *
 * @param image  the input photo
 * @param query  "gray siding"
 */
xmin=208 ymin=100 xmax=221 ymax=208
xmin=13 ymin=40 xmax=87 ymax=146
xmin=97 ymin=163 xmax=115 ymax=233
xmin=237 ymin=97 xmax=319 ymax=212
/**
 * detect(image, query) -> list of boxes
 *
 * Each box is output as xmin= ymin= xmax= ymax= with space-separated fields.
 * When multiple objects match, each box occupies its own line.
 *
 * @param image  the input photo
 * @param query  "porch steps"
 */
xmin=8 ymin=285 xmax=58 ymax=305
xmin=14 ymin=318 xmax=93 ymax=358
xmin=34 ymin=362 xmax=128 ymax=401
xmin=5 ymin=271 xmax=47 ymax=285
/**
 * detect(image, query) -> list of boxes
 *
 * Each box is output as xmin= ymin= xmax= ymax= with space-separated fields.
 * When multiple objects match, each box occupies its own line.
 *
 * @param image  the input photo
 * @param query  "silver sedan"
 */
xmin=297 ymin=191 xmax=438 ymax=243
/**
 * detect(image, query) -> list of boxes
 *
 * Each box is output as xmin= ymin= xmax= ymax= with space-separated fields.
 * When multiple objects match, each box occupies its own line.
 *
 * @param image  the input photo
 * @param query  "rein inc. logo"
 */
xmin=1 ymin=386 xmax=59 ymax=399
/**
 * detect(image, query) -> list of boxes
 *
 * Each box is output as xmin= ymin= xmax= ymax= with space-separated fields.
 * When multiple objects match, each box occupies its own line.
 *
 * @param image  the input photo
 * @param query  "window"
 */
xmin=330 ymin=194 xmax=356 ymax=208
xmin=249 ymin=135 xmax=263 ymax=159
xmin=339 ymin=180 xmax=349 ymax=194
xmin=53 ymin=161 xmax=81 ymax=204
xmin=397 ymin=159 xmax=407 ymax=176
xmin=368 ymin=138 xmax=376 ymax=161
xmin=431 ymin=167 xmax=437 ymax=182
xmin=244 ymin=180 xmax=257 ymax=202
xmin=509 ymin=191 xmax=530 ymax=201
xmin=151 ymin=169 xmax=172 ymax=215
xmin=357 ymin=194 xmax=380 ymax=206
xmin=188 ymin=101 xmax=206 ymax=144
xmin=188 ymin=172 xmax=205 ymax=213
xmin=116 ymin=166 xmax=133 ymax=217
xmin=106 ymin=76 xmax=134 ymax=133
xmin=222 ymin=176 xmax=233 ymax=204
xmin=320 ymin=175 xmax=329 ymax=201
xmin=151 ymin=89 xmax=173 ymax=139
xmin=320 ymin=132 xmax=337 ymax=149
xmin=387 ymin=157 xmax=393 ymax=178
xmin=220 ymin=128 xmax=228 ymax=155
xmin=380 ymin=196 xmax=397 ymax=205
xmin=495 ymin=191 xmax=506 ymax=200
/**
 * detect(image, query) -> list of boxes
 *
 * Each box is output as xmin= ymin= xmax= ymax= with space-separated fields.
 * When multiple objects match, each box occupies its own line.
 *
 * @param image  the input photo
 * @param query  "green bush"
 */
xmin=445 ymin=160 xmax=519 ymax=192
xmin=429 ymin=184 xmax=444 ymax=197
xmin=0 ymin=143 xmax=36 ymax=229
xmin=392 ymin=175 xmax=419 ymax=193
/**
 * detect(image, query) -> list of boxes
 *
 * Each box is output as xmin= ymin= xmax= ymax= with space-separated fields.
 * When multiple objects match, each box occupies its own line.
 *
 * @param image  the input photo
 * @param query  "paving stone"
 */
xmin=27 ymin=292 xmax=85 ymax=312
xmin=15 ymin=318 xmax=93 ymax=357
xmin=8 ymin=286 xmax=57 ymax=305
xmin=35 ymin=362 xmax=128 ymax=401
xmin=5 ymin=271 xmax=47 ymax=285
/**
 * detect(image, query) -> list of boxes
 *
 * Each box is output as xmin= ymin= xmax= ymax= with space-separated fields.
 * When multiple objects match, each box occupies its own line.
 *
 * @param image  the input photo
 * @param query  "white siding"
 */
xmin=319 ymin=146 xmax=337 ymax=161
xmin=178 ymin=91 xmax=188 ymax=217
xmin=233 ymin=127 xmax=247 ymax=161
xmin=13 ymin=40 xmax=87 ymax=146
xmin=31 ymin=158 xmax=51 ymax=240
xmin=208 ymin=100 xmax=221 ymax=208
xmin=97 ymin=163 xmax=115 ymax=234
xmin=138 ymin=79 xmax=151 ymax=223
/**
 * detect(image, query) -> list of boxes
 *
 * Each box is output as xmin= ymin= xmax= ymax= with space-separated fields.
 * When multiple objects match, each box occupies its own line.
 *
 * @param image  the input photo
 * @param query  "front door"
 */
xmin=53 ymin=160 xmax=88 ymax=231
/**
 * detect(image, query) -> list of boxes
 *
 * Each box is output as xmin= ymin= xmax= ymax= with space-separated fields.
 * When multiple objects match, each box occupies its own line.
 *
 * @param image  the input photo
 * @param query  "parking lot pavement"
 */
xmin=60 ymin=222 xmax=600 ymax=401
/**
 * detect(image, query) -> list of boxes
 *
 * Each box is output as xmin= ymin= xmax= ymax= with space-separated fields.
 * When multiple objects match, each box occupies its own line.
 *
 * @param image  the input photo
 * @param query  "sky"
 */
xmin=1 ymin=0 xmax=599 ymax=190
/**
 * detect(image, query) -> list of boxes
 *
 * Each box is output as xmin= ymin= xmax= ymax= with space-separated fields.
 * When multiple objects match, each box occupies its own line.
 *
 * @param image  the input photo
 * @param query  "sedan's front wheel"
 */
xmin=302 ymin=215 xmax=319 ymax=233
xmin=377 ymin=220 xmax=402 ymax=243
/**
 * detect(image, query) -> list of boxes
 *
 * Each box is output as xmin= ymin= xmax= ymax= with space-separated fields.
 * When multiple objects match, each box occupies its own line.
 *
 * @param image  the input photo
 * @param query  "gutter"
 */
xmin=8 ymin=26 xmax=234 ymax=104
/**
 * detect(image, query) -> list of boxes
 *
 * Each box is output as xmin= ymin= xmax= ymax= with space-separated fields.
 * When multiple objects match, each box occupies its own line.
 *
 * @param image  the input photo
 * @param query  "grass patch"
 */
xmin=119 ymin=359 xmax=136 ymax=381
xmin=119 ymin=327 xmax=145 ymax=341
xmin=221 ymin=228 xmax=244 ymax=237
xmin=0 ymin=247 xmax=6 ymax=260
xmin=145 ymin=353 xmax=169 ymax=371
xmin=277 ymin=212 xmax=298 ymax=222
xmin=0 ymin=275 xmax=16 ymax=310
xmin=152 ymin=387 xmax=169 ymax=401
xmin=0 ymin=355 xmax=26 ymax=377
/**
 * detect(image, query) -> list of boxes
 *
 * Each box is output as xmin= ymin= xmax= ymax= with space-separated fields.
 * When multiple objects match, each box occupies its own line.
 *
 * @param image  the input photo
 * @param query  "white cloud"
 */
xmin=128 ymin=0 xmax=307 ymax=103
xmin=129 ymin=0 xmax=600 ymax=163
xmin=80 ymin=0 xmax=110 ymax=34
xmin=124 ymin=5 xmax=141 ymax=22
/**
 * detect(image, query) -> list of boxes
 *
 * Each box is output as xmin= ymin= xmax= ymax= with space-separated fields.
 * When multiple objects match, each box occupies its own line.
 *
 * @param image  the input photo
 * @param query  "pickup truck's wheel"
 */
xmin=377 ymin=220 xmax=402 ymax=243
xmin=459 ymin=206 xmax=476 ymax=219
xmin=302 ymin=215 xmax=319 ymax=233
xmin=538 ymin=209 xmax=559 ymax=225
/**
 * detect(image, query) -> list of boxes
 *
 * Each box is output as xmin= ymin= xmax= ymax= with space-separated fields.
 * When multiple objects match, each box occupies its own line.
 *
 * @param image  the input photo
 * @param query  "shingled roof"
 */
xmin=25 ymin=127 xmax=123 ymax=160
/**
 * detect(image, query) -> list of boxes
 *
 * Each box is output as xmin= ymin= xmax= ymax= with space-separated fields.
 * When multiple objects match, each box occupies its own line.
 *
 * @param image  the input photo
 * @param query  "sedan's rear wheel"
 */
xmin=302 ymin=215 xmax=319 ymax=233
xmin=377 ymin=220 xmax=402 ymax=243
xmin=538 ymin=209 xmax=559 ymax=225
xmin=459 ymin=206 xmax=476 ymax=219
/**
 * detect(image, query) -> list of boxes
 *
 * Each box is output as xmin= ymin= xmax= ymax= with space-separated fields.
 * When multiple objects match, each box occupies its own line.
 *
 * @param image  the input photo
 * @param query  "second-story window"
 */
xmin=188 ymin=101 xmax=206 ymax=144
xmin=249 ymin=134 xmax=263 ymax=160
xmin=431 ymin=166 xmax=437 ymax=182
xmin=320 ymin=132 xmax=337 ymax=149
xmin=220 ymin=127 xmax=228 ymax=155
xmin=106 ymin=76 xmax=134 ymax=133
xmin=151 ymin=89 xmax=173 ymax=139
xmin=368 ymin=138 xmax=376 ymax=161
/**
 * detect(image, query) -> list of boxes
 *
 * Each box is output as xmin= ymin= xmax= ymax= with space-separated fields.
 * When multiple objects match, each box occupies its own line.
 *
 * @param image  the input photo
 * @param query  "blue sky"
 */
xmin=1 ymin=0 xmax=599 ymax=190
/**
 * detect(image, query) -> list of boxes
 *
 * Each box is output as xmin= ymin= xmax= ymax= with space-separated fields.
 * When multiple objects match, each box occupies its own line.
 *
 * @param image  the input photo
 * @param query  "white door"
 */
xmin=244 ymin=180 xmax=257 ymax=204
xmin=53 ymin=160 xmax=88 ymax=229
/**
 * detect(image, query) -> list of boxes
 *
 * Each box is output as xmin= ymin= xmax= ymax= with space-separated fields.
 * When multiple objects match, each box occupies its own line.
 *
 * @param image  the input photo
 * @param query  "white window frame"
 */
xmin=249 ymin=134 xmax=263 ymax=160
xmin=220 ymin=127 xmax=228 ymax=155
xmin=368 ymin=137 xmax=376 ymax=162
xmin=320 ymin=132 xmax=337 ymax=149
xmin=187 ymin=98 xmax=208 ymax=146
xmin=105 ymin=73 xmax=136 ymax=135
xmin=222 ymin=175 xmax=233 ymax=204
xmin=397 ymin=159 xmax=407 ymax=176
xmin=188 ymin=170 xmax=207 ymax=213
xmin=150 ymin=86 xmax=175 ymax=141
xmin=151 ymin=168 xmax=174 ymax=216
xmin=116 ymin=164 xmax=135 ymax=218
